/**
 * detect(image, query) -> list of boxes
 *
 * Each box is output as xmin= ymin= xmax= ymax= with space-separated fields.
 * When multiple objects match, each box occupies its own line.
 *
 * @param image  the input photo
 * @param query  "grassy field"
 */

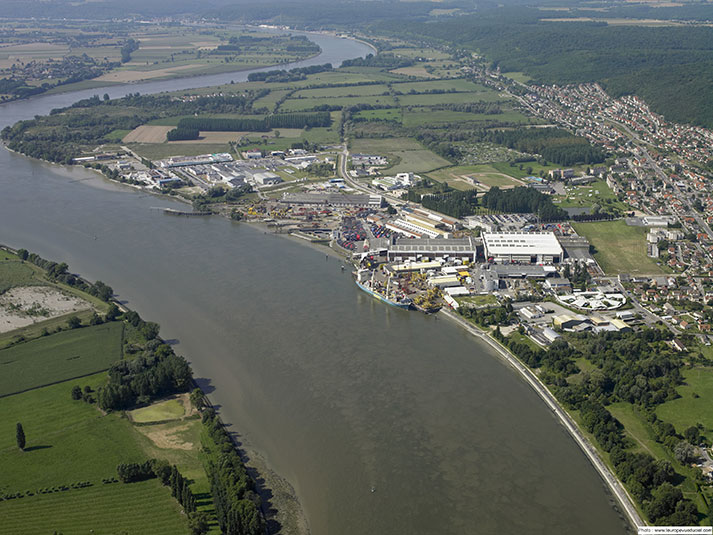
xmin=351 ymin=137 xmax=425 ymax=153
xmin=657 ymin=367 xmax=713 ymax=434
xmin=350 ymin=137 xmax=451 ymax=173
xmin=130 ymin=143 xmax=232 ymax=160
xmin=292 ymin=84 xmax=389 ymax=98
xmin=353 ymin=108 xmax=402 ymax=122
xmin=0 ymin=322 xmax=123 ymax=397
xmin=391 ymin=78 xmax=482 ymax=93
xmin=572 ymin=220 xmax=665 ymax=275
xmin=402 ymin=108 xmax=533 ymax=127
xmin=278 ymin=94 xmax=397 ymax=112
xmin=428 ymin=165 xmax=524 ymax=189
xmin=489 ymin=161 xmax=562 ymax=179
xmin=0 ymin=479 xmax=188 ymax=535
xmin=555 ymin=179 xmax=629 ymax=212
xmin=129 ymin=397 xmax=186 ymax=423
xmin=0 ymin=252 xmax=44 ymax=293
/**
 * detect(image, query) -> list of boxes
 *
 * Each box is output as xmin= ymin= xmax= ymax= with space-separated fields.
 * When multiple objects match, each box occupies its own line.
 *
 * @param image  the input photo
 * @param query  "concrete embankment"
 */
xmin=439 ymin=308 xmax=645 ymax=530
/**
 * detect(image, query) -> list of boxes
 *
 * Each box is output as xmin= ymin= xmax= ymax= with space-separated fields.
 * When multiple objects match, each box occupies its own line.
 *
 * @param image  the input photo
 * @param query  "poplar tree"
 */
xmin=16 ymin=423 xmax=25 ymax=450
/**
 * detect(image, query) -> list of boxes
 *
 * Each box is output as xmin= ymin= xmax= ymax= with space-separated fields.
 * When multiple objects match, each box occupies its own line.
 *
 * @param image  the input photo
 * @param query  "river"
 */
xmin=0 ymin=30 xmax=631 ymax=535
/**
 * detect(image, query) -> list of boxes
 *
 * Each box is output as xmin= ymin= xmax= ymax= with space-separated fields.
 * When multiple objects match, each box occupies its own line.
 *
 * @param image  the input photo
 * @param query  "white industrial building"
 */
xmin=483 ymin=232 xmax=563 ymax=264
xmin=387 ymin=237 xmax=478 ymax=263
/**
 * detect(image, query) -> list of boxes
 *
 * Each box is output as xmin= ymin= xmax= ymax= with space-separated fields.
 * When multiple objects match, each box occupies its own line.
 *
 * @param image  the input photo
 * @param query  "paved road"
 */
xmin=440 ymin=308 xmax=645 ymax=531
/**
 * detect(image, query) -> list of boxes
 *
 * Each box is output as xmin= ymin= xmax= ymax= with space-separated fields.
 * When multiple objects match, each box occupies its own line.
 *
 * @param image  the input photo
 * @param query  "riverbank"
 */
xmin=438 ymin=308 xmax=644 ymax=530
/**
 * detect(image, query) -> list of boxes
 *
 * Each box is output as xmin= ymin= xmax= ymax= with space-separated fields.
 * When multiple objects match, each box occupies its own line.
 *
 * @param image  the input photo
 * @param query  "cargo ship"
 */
xmin=354 ymin=269 xmax=413 ymax=310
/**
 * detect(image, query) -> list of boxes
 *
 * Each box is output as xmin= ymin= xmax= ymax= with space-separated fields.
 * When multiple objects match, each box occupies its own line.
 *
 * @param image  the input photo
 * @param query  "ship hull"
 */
xmin=355 ymin=279 xmax=412 ymax=309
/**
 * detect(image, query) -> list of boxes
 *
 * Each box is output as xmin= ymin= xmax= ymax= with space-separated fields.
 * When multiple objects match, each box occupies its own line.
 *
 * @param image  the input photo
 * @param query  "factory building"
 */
xmin=386 ymin=237 xmax=478 ymax=263
xmin=483 ymin=232 xmax=563 ymax=264
xmin=280 ymin=193 xmax=384 ymax=208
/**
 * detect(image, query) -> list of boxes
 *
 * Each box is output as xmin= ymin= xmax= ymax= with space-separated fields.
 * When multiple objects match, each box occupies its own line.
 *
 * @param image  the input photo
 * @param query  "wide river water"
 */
xmin=0 ymin=30 xmax=630 ymax=534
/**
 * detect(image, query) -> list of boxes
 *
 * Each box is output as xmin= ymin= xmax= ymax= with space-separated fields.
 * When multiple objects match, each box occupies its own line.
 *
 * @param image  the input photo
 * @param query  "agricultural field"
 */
xmin=278 ymin=94 xmax=397 ymax=112
xmin=402 ymin=108 xmax=534 ymax=128
xmin=391 ymin=78 xmax=486 ymax=93
xmin=0 ymin=479 xmax=187 ymax=535
xmin=0 ymin=372 xmax=193 ymax=535
xmin=353 ymin=108 xmax=402 ymax=122
xmin=292 ymin=84 xmax=389 ymax=98
xmin=398 ymin=91 xmax=504 ymax=107
xmin=0 ymin=322 xmax=123 ymax=396
xmin=572 ymin=220 xmax=666 ymax=275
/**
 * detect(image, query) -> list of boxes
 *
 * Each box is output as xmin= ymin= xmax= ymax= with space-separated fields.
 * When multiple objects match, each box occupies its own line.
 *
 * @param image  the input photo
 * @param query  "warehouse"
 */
xmin=386 ymin=237 xmax=478 ymax=262
xmin=483 ymin=232 xmax=563 ymax=264
xmin=280 ymin=192 xmax=384 ymax=208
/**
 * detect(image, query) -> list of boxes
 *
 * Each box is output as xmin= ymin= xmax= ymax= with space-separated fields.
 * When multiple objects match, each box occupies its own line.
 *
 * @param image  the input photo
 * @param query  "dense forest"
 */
xmin=407 ymin=189 xmax=479 ymax=219
xmin=481 ymin=186 xmax=568 ymax=221
xmin=485 ymin=128 xmax=606 ymax=166
xmin=390 ymin=9 xmax=713 ymax=128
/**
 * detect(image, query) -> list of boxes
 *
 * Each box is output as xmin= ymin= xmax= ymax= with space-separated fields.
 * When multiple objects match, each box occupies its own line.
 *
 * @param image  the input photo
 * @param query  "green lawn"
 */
xmin=0 ymin=322 xmax=123 ymax=396
xmin=490 ymin=161 xmax=562 ymax=179
xmin=0 ymin=478 xmax=188 ymax=535
xmin=129 ymin=398 xmax=186 ymax=423
xmin=572 ymin=220 xmax=665 ymax=275
xmin=657 ymin=367 xmax=713 ymax=435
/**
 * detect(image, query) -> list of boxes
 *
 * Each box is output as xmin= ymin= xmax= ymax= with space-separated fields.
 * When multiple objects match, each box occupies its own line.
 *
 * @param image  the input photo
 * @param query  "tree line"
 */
xmin=175 ymin=111 xmax=331 ymax=135
xmin=247 ymin=63 xmax=332 ymax=83
xmin=202 ymin=408 xmax=264 ymax=535
xmin=15 ymin=248 xmax=114 ymax=301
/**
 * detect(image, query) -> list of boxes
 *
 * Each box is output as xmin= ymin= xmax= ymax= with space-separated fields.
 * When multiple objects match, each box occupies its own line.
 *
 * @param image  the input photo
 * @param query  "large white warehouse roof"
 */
xmin=483 ymin=232 xmax=563 ymax=257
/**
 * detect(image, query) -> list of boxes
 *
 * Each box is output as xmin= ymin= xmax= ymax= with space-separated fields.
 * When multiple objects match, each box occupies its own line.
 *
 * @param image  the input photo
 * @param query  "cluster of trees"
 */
xmin=202 ymin=409 xmax=264 ymax=535
xmin=407 ymin=188 xmax=478 ymax=219
xmin=117 ymin=461 xmax=200 ymax=523
xmin=481 ymin=186 xmax=568 ymax=221
xmin=192 ymin=184 xmax=252 ymax=212
xmin=247 ymin=63 xmax=331 ymax=83
xmin=120 ymin=38 xmax=139 ymax=63
xmin=166 ymin=127 xmax=200 ymax=141
xmin=175 ymin=111 xmax=331 ymax=133
xmin=15 ymin=249 xmax=114 ymax=301
xmin=485 ymin=128 xmax=606 ymax=166
xmin=97 ymin=339 xmax=192 ymax=411
xmin=341 ymin=53 xmax=413 ymax=70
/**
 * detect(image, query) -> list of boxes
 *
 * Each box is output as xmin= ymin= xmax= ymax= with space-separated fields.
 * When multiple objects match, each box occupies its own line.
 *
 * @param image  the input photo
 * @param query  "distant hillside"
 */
xmin=387 ymin=8 xmax=713 ymax=129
